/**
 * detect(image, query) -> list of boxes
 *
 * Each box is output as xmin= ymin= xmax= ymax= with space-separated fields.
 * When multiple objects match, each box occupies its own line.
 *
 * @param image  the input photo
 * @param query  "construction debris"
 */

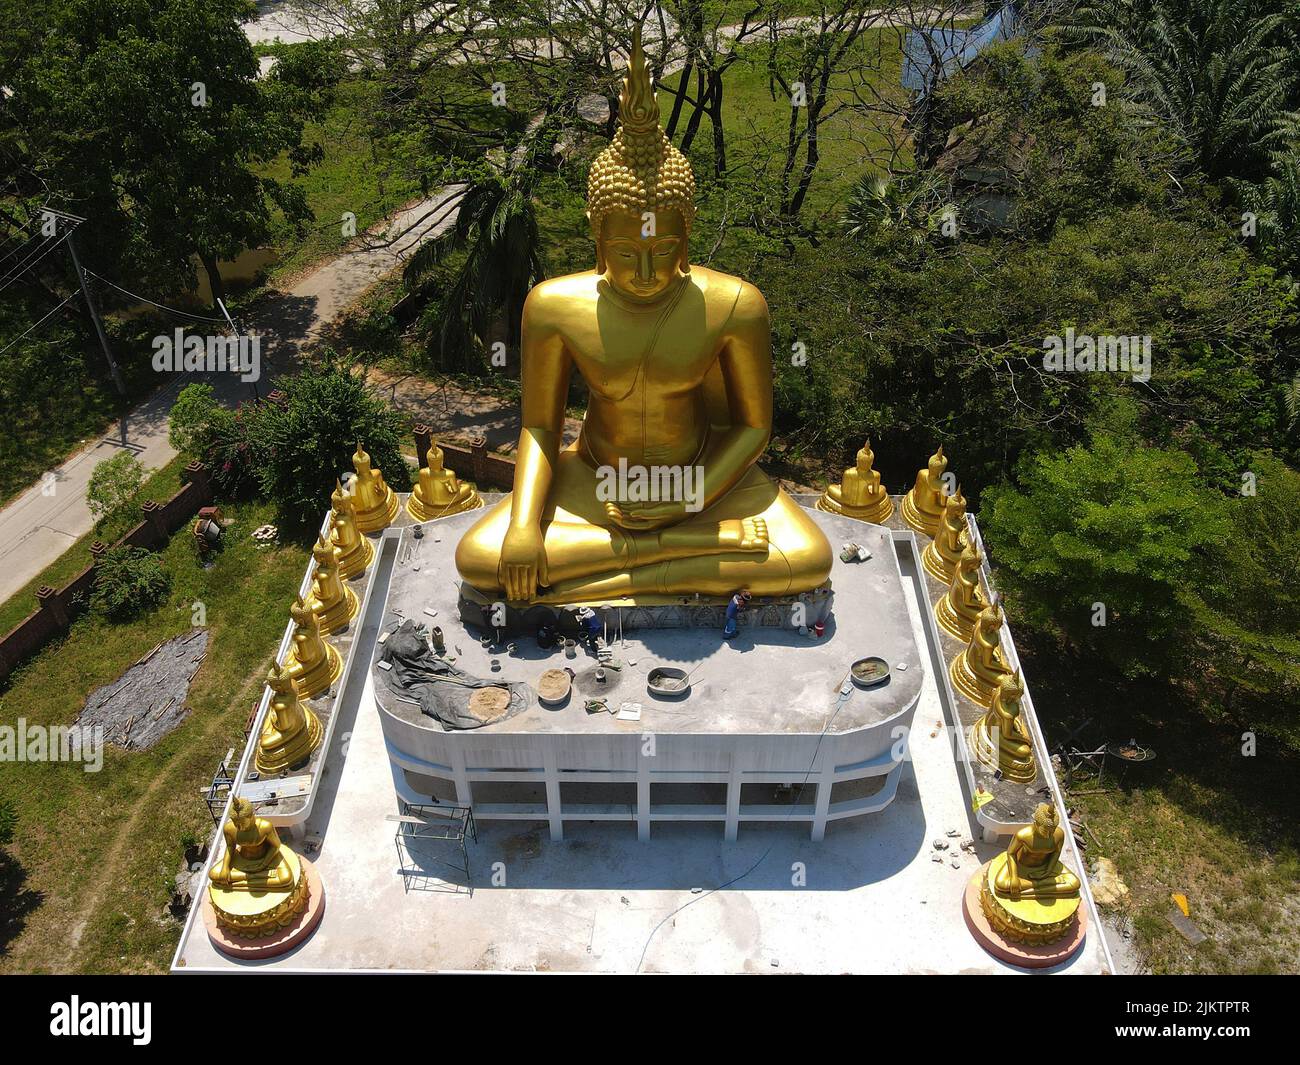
xmin=76 ymin=629 xmax=210 ymax=751
xmin=1088 ymin=856 xmax=1131 ymax=909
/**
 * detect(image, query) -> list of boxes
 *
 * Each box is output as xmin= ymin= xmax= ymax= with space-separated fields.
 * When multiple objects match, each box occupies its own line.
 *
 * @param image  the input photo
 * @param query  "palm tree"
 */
xmin=842 ymin=171 xmax=958 ymax=245
xmin=403 ymin=162 xmax=544 ymax=372
xmin=1067 ymin=0 xmax=1299 ymax=181
xmin=1236 ymin=159 xmax=1300 ymax=276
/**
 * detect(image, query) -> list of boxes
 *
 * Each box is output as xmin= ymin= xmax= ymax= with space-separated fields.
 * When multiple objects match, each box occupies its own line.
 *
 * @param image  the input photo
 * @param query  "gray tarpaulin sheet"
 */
xmin=379 ymin=620 xmax=530 ymax=730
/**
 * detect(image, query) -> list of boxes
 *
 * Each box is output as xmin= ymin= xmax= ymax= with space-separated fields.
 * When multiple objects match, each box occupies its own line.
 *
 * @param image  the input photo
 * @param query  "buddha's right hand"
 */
xmin=499 ymin=524 xmax=549 ymax=601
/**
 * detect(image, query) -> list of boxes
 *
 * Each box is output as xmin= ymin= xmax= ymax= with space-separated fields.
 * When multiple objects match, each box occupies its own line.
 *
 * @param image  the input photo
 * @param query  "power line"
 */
xmin=0 ymin=290 xmax=77 ymax=357
xmin=83 ymin=269 xmax=227 ymax=324
xmin=0 ymin=231 xmax=45 ymax=271
xmin=0 ymin=231 xmax=70 ymax=293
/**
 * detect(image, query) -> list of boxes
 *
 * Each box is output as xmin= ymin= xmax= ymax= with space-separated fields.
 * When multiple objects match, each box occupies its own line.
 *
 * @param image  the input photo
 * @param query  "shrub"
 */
xmin=86 ymin=451 xmax=145 ymax=527
xmin=205 ymin=404 xmax=260 ymax=498
xmin=168 ymin=384 xmax=260 ymax=497
xmin=90 ymin=546 xmax=172 ymax=621
xmin=246 ymin=352 xmax=411 ymax=525
xmin=981 ymin=401 xmax=1232 ymax=678
xmin=168 ymin=383 xmax=220 ymax=456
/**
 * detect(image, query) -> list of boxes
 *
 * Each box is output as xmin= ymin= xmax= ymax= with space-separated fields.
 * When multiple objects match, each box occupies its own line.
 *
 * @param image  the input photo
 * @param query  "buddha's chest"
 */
xmin=564 ymin=311 xmax=723 ymax=401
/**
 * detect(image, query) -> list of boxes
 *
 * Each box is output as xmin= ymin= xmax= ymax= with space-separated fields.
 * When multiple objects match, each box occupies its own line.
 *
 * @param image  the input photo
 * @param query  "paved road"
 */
xmin=0 ymin=193 xmax=462 ymax=609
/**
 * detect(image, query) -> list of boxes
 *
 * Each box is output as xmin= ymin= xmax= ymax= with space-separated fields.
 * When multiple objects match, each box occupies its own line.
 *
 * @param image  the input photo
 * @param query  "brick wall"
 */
xmin=413 ymin=424 xmax=516 ymax=490
xmin=0 ymin=461 xmax=214 ymax=683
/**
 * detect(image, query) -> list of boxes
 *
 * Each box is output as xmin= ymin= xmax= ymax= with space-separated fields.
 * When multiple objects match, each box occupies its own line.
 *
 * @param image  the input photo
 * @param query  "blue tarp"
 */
xmin=901 ymin=4 xmax=1020 ymax=95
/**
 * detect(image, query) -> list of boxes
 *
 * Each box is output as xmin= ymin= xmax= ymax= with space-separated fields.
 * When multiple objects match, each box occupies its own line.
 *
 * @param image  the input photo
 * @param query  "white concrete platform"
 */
xmin=172 ymin=550 xmax=1110 ymax=974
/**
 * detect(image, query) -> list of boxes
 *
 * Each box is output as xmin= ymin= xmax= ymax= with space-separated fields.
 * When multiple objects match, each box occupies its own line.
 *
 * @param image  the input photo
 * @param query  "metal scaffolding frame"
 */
xmin=391 ymin=801 xmax=478 ymax=894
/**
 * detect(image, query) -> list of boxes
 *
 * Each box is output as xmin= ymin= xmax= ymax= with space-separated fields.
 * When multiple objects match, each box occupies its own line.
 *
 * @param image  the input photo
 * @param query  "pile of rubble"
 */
xmin=76 ymin=629 xmax=210 ymax=751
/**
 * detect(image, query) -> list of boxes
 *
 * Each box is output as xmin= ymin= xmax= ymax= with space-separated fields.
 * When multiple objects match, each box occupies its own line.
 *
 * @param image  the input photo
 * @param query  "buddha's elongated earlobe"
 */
xmin=588 ymin=211 xmax=604 ymax=272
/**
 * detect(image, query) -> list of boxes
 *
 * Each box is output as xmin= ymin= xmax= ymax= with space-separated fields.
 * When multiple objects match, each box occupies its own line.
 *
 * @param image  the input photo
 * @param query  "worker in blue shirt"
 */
xmin=575 ymin=606 xmax=603 ymax=650
xmin=722 ymin=590 xmax=752 ymax=639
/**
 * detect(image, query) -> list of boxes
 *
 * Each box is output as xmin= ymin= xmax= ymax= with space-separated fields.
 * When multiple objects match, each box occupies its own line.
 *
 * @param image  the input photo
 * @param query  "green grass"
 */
xmin=1018 ymin=633 xmax=1300 ymax=975
xmin=259 ymin=78 xmax=430 ymax=283
xmin=0 ymin=493 xmax=311 ymax=973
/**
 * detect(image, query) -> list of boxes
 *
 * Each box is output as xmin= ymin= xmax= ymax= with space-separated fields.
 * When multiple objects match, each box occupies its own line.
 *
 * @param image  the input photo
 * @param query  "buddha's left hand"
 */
xmin=605 ymin=499 xmax=686 ymax=530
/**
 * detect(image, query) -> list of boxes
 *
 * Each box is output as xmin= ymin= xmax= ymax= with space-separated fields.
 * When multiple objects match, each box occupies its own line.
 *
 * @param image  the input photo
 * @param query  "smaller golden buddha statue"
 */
xmin=950 ymin=598 xmax=1010 ymax=707
xmin=971 ymin=669 xmax=1037 ymax=783
xmin=979 ymin=802 xmax=1082 ymax=945
xmin=407 ymin=439 xmax=483 ymax=522
xmin=329 ymin=478 xmax=374 ymax=580
xmin=816 ymin=439 xmax=894 ymax=524
xmin=901 ymin=446 xmax=949 ymax=536
xmin=286 ymin=595 xmax=342 ymax=699
xmin=935 ymin=539 xmax=988 ymax=641
xmin=922 ymin=484 xmax=968 ymax=584
xmin=208 ymin=797 xmax=310 ymax=939
xmin=256 ymin=661 xmax=324 ymax=775
xmin=308 ymin=533 xmax=358 ymax=635
xmin=349 ymin=443 xmax=399 ymax=533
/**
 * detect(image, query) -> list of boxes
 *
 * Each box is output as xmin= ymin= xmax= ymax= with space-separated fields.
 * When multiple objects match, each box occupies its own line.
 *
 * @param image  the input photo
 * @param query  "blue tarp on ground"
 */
xmin=901 ymin=4 xmax=1020 ymax=95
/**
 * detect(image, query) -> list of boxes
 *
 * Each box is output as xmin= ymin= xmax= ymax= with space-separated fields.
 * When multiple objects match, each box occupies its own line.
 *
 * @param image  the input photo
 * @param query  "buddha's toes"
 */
xmin=719 ymin=517 xmax=769 ymax=553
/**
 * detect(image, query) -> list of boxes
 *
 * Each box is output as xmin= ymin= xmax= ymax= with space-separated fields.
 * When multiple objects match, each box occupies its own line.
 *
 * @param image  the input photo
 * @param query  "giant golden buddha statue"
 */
xmin=455 ymin=29 xmax=832 ymax=604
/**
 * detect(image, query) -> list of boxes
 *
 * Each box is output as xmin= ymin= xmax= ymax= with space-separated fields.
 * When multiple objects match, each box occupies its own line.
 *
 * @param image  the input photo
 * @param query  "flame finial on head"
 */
xmin=586 ymin=23 xmax=695 ymax=237
xmin=619 ymin=26 xmax=660 ymax=136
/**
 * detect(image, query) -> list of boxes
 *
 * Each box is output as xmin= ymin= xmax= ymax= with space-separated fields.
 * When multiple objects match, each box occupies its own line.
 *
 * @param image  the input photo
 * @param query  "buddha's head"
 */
xmin=978 ymin=598 xmax=1004 ymax=631
xmin=995 ymin=669 xmax=1025 ymax=713
xmin=331 ymin=478 xmax=350 ymax=513
xmin=290 ymin=594 xmax=315 ymax=629
xmin=267 ymin=660 xmax=293 ymax=694
xmin=587 ymin=26 xmax=695 ymax=303
xmin=231 ymin=797 xmax=255 ymax=827
xmin=1032 ymin=802 xmax=1058 ymax=833
xmin=945 ymin=484 xmax=966 ymax=515
xmin=312 ymin=533 xmax=335 ymax=566
xmin=927 ymin=446 xmax=948 ymax=482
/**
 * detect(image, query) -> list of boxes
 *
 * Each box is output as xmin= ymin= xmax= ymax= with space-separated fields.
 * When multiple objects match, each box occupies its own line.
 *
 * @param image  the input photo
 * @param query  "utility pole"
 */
xmin=216 ymin=296 xmax=260 ymax=401
xmin=55 ymin=211 xmax=127 ymax=399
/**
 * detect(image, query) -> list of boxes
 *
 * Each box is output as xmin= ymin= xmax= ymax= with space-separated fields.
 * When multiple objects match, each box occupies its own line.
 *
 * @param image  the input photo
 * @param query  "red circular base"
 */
xmin=203 ymin=856 xmax=326 ymax=960
xmin=962 ymin=869 xmax=1087 ymax=969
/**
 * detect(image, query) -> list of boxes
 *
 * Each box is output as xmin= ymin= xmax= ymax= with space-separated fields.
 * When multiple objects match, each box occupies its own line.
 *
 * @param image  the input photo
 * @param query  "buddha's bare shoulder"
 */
xmin=690 ymin=266 xmax=768 ymax=323
xmin=525 ymin=271 xmax=600 ymax=311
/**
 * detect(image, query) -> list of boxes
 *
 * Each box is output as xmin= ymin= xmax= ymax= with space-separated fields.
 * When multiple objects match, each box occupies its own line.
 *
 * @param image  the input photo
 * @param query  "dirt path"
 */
xmin=4 ymin=666 xmax=265 ymax=974
xmin=0 ymin=188 xmax=463 ymax=608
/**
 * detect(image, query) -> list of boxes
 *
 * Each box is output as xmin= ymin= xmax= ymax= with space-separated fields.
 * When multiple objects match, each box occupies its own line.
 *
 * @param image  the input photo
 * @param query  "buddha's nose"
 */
xmin=637 ymin=247 xmax=655 ymax=282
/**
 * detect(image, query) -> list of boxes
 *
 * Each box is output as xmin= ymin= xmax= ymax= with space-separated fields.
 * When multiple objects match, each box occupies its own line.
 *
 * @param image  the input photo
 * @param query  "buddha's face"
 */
xmin=598 ymin=209 xmax=687 ymax=302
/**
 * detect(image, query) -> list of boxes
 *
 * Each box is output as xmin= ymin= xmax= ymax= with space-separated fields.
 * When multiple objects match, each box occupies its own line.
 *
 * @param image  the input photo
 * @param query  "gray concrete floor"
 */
xmin=377 ymin=510 xmax=922 ymax=736
xmin=175 ymin=554 xmax=1110 ymax=974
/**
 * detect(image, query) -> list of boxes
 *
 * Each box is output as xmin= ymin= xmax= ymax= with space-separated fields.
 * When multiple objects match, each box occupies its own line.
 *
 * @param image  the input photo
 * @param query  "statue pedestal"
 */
xmin=202 ymin=856 xmax=326 ymax=960
xmin=962 ymin=857 xmax=1087 ymax=969
xmin=457 ymin=582 xmax=833 ymax=637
